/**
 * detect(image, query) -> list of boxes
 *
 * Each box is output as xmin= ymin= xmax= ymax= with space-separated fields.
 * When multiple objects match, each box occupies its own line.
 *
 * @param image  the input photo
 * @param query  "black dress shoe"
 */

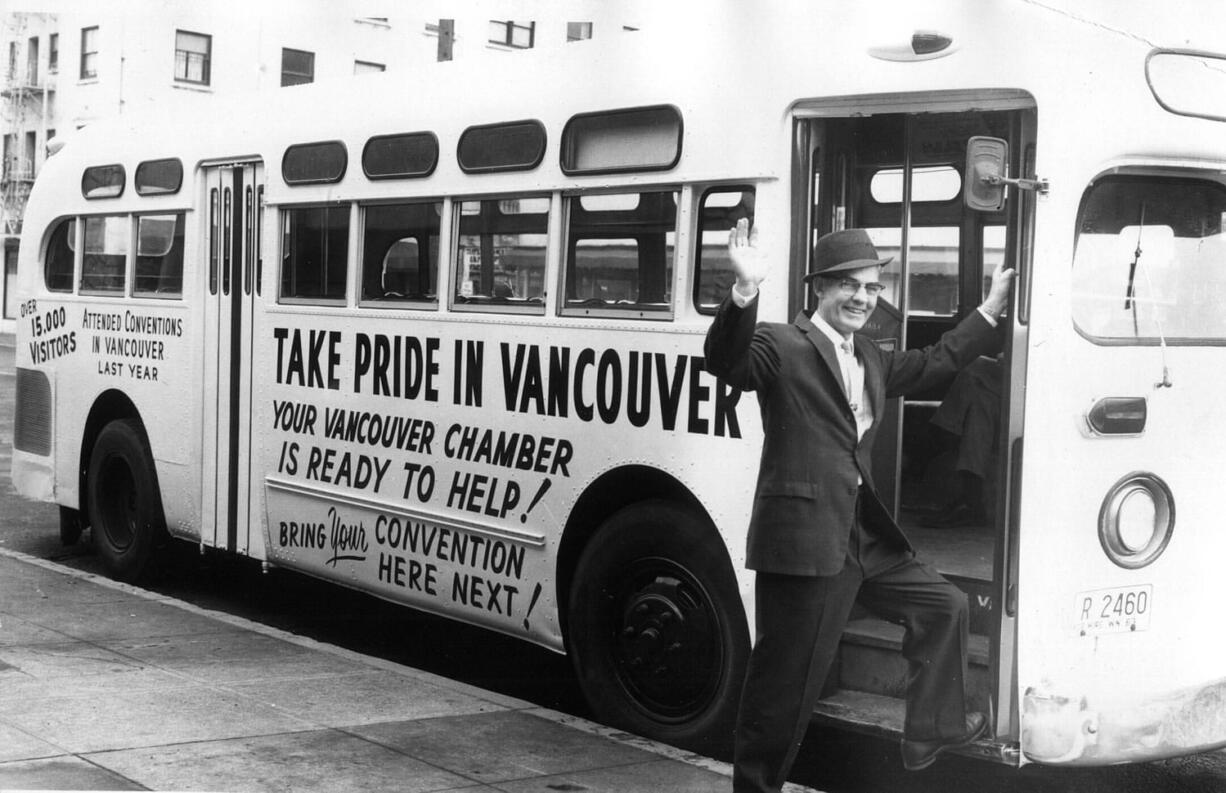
xmin=900 ymin=711 xmax=988 ymax=771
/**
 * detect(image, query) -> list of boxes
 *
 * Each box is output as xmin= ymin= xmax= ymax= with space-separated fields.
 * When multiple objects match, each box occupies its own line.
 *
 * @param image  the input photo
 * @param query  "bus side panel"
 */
xmin=249 ymin=309 xmax=760 ymax=650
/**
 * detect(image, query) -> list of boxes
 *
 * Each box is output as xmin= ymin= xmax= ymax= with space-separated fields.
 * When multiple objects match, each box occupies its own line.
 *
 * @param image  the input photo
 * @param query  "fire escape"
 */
xmin=2 ymin=13 xmax=55 ymax=243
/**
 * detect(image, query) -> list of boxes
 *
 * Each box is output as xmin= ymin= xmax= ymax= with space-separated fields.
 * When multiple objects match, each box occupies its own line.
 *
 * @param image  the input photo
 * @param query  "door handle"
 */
xmin=1086 ymin=397 xmax=1147 ymax=435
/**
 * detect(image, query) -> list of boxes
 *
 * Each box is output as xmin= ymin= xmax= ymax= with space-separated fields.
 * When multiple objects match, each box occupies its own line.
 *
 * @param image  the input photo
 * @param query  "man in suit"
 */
xmin=704 ymin=221 xmax=1014 ymax=792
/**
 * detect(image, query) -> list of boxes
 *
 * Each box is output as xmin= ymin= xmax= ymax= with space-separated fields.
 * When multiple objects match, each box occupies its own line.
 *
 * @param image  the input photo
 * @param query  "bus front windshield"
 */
xmin=1072 ymin=174 xmax=1226 ymax=342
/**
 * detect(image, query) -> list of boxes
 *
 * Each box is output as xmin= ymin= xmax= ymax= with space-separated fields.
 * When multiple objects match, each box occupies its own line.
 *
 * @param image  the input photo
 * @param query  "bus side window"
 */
xmin=44 ymin=217 xmax=75 ymax=293
xmin=563 ymin=190 xmax=677 ymax=314
xmin=361 ymin=201 xmax=441 ymax=305
xmin=280 ymin=205 xmax=349 ymax=302
xmin=80 ymin=215 xmax=128 ymax=294
xmin=134 ymin=213 xmax=185 ymax=297
xmin=454 ymin=196 xmax=547 ymax=307
xmin=693 ymin=186 xmax=755 ymax=313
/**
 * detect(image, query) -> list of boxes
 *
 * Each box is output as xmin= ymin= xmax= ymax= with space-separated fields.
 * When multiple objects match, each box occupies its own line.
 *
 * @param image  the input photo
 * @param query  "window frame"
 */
xmin=449 ymin=193 xmax=551 ymax=316
xmin=79 ymin=26 xmax=98 ymax=80
xmin=43 ymin=216 xmax=77 ymax=294
xmin=456 ymin=119 xmax=546 ymax=174
xmin=488 ymin=20 xmax=535 ymax=49
xmin=133 ymin=211 xmax=186 ymax=298
xmin=174 ymin=29 xmax=212 ymax=86
xmin=277 ymin=202 xmax=351 ymax=306
xmin=81 ymin=163 xmax=125 ymax=199
xmin=359 ymin=199 xmax=443 ymax=310
xmin=560 ymin=187 xmax=681 ymax=321
xmin=78 ymin=213 xmax=132 ymax=296
xmin=281 ymin=47 xmax=315 ymax=87
xmin=1071 ymin=170 xmax=1226 ymax=346
xmin=693 ymin=184 xmax=757 ymax=316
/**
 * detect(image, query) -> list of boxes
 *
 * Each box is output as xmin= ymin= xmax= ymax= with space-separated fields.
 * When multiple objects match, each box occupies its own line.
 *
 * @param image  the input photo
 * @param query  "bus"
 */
xmin=12 ymin=3 xmax=1226 ymax=768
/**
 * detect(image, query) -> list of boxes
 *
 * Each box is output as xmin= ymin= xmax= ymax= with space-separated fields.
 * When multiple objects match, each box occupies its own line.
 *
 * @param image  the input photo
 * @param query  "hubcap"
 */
xmin=610 ymin=558 xmax=723 ymax=723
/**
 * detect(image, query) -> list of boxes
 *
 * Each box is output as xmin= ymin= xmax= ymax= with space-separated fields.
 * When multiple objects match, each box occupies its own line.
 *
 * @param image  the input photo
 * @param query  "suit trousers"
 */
xmin=732 ymin=495 xmax=971 ymax=793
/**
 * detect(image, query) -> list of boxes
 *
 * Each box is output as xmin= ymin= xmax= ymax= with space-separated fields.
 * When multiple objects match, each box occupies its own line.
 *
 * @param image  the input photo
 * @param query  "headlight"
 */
xmin=1098 ymin=473 xmax=1174 ymax=569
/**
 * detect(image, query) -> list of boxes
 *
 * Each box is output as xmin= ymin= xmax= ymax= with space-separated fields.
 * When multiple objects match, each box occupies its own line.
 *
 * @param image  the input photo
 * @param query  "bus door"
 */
xmin=201 ymin=161 xmax=264 ymax=555
xmin=794 ymin=100 xmax=1035 ymax=750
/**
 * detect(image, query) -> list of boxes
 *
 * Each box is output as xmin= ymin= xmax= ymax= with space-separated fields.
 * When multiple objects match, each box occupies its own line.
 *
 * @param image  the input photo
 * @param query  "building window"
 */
xmin=281 ymin=48 xmax=314 ymax=86
xmin=488 ymin=20 xmax=534 ymax=49
xmin=27 ymin=37 xmax=38 ymax=84
xmin=48 ymin=33 xmax=57 ymax=73
xmin=567 ymin=22 xmax=593 ymax=42
xmin=174 ymin=30 xmax=211 ymax=85
xmin=80 ymin=26 xmax=98 ymax=79
xmin=354 ymin=60 xmax=384 ymax=75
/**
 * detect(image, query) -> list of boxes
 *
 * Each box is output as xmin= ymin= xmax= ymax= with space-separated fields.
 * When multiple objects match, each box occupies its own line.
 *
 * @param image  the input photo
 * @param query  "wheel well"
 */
xmin=556 ymin=465 xmax=715 ymax=646
xmin=77 ymin=390 xmax=145 ymax=520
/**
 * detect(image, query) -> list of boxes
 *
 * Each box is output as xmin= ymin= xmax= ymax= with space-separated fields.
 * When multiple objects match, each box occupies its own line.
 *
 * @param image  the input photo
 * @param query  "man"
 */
xmin=704 ymin=221 xmax=1014 ymax=792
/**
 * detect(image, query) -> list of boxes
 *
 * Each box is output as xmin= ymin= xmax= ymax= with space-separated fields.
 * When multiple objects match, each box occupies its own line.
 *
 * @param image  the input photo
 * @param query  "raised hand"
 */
xmin=728 ymin=218 xmax=768 ymax=296
xmin=981 ymin=259 xmax=1016 ymax=319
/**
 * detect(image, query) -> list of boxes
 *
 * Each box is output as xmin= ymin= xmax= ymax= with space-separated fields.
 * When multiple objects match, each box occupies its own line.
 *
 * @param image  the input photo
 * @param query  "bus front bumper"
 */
xmin=1022 ymin=677 xmax=1226 ymax=765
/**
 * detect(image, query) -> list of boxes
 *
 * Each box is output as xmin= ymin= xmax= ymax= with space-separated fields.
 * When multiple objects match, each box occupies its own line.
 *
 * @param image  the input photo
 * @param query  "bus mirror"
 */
xmin=964 ymin=136 xmax=1008 ymax=212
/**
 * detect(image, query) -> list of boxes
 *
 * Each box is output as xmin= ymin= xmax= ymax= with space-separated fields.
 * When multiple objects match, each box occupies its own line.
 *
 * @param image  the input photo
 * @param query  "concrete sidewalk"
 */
xmin=0 ymin=548 xmax=816 ymax=792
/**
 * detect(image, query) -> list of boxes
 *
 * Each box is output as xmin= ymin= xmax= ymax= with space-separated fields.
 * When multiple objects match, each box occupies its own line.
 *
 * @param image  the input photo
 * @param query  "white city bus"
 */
xmin=12 ymin=4 xmax=1226 ymax=767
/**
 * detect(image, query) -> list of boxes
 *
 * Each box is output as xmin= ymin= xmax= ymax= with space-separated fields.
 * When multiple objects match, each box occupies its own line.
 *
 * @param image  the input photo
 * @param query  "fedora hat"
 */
xmin=802 ymin=228 xmax=893 ymax=282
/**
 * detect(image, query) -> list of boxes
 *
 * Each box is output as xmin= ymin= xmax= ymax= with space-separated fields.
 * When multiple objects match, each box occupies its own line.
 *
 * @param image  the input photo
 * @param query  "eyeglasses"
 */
xmin=832 ymin=278 xmax=885 ymax=297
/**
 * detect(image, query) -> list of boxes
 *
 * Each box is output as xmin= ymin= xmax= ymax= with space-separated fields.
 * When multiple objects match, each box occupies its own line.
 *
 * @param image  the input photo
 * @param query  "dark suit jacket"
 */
xmin=704 ymin=293 xmax=1000 ymax=576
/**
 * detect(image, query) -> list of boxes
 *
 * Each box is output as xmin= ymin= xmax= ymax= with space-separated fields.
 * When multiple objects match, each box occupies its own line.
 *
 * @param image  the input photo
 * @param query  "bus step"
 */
xmin=833 ymin=617 xmax=992 ymax=714
xmin=811 ymin=689 xmax=1017 ymax=766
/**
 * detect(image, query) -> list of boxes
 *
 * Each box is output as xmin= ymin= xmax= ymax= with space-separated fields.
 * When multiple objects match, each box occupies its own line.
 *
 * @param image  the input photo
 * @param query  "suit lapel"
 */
xmin=794 ymin=311 xmax=849 ymax=403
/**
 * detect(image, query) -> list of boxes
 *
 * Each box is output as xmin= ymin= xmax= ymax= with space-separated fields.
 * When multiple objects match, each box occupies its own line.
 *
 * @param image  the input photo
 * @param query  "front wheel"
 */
xmin=87 ymin=419 xmax=166 ymax=582
xmin=567 ymin=500 xmax=749 ymax=753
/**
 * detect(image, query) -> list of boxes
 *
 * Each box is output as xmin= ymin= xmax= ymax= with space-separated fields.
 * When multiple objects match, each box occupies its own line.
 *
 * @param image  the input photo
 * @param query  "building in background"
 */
xmin=0 ymin=1 xmax=647 ymax=331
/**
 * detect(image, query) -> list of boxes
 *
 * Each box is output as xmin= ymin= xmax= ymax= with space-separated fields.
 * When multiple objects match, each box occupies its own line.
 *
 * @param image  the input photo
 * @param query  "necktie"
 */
xmin=840 ymin=341 xmax=859 ymax=412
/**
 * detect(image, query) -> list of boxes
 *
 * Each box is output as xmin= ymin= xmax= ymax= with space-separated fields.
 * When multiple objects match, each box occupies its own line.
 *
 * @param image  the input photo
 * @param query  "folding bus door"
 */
xmin=201 ymin=161 xmax=264 ymax=555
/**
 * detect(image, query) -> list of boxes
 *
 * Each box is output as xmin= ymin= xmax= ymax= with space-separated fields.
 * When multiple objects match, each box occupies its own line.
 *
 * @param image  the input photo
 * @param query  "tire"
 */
xmin=86 ymin=419 xmax=166 ymax=582
xmin=567 ymin=500 xmax=749 ymax=754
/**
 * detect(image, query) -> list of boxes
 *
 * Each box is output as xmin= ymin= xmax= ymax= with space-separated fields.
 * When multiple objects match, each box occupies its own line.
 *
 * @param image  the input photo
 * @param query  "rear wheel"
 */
xmin=87 ymin=419 xmax=166 ymax=582
xmin=567 ymin=500 xmax=749 ymax=753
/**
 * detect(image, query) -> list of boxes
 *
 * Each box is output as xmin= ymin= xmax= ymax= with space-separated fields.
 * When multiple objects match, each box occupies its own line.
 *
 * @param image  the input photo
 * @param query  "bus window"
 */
xmin=80 ymin=215 xmax=128 ymax=294
xmin=134 ymin=214 xmax=185 ymax=297
xmin=280 ymin=205 xmax=349 ymax=302
xmin=361 ymin=201 xmax=441 ymax=304
xmin=454 ymin=196 xmax=547 ymax=307
xmin=864 ymin=226 xmax=959 ymax=316
xmin=1073 ymin=175 xmax=1226 ymax=341
xmin=563 ymin=189 xmax=677 ymax=314
xmin=44 ymin=217 xmax=75 ymax=293
xmin=693 ymin=186 xmax=755 ymax=313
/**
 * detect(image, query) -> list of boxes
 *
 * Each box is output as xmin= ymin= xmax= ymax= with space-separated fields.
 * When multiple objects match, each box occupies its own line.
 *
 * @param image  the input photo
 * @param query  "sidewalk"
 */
xmin=0 ymin=548 xmax=816 ymax=792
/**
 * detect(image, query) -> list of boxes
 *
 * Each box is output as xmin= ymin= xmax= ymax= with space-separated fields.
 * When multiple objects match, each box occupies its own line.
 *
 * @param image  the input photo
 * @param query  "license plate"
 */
xmin=1074 ymin=584 xmax=1152 ymax=636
